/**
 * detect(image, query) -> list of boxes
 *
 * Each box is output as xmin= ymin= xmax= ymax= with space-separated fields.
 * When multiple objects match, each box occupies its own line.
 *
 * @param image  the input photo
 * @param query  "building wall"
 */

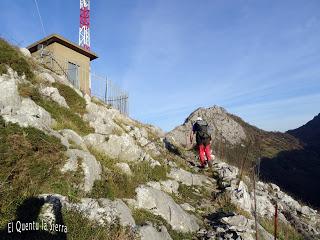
xmin=31 ymin=42 xmax=91 ymax=95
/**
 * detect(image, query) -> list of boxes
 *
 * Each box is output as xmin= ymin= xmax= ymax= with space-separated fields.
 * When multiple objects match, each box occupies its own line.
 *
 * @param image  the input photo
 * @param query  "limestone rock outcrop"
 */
xmin=166 ymin=106 xmax=247 ymax=147
xmin=134 ymin=185 xmax=200 ymax=233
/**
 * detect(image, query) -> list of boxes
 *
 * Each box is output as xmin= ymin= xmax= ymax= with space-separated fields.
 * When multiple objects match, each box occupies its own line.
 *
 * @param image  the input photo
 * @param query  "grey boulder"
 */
xmin=40 ymin=86 xmax=69 ymax=109
xmin=67 ymin=198 xmax=135 ymax=227
xmin=61 ymin=149 xmax=102 ymax=192
xmin=135 ymin=185 xmax=199 ymax=233
xmin=139 ymin=224 xmax=172 ymax=240
xmin=168 ymin=168 xmax=215 ymax=187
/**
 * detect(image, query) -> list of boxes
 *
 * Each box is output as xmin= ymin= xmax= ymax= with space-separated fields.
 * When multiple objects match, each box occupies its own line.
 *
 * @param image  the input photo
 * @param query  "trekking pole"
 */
xmin=218 ymin=139 xmax=220 ymax=160
xmin=238 ymin=142 xmax=250 ymax=185
xmin=274 ymin=201 xmax=278 ymax=240
xmin=253 ymin=167 xmax=259 ymax=240
xmin=221 ymin=139 xmax=225 ymax=160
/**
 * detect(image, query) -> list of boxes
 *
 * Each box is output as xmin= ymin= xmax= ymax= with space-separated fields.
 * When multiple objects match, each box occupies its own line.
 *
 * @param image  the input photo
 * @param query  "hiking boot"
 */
xmin=208 ymin=160 xmax=213 ymax=168
xmin=204 ymin=161 xmax=209 ymax=168
xmin=199 ymin=161 xmax=209 ymax=169
xmin=199 ymin=164 xmax=205 ymax=169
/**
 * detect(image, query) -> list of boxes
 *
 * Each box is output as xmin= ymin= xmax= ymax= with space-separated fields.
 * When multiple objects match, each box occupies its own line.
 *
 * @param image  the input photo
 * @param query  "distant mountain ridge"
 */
xmin=260 ymin=113 xmax=320 ymax=208
xmin=287 ymin=113 xmax=320 ymax=153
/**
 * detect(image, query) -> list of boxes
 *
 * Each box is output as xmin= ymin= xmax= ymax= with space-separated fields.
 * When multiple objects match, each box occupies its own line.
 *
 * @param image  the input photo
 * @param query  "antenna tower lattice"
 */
xmin=79 ymin=0 xmax=90 ymax=50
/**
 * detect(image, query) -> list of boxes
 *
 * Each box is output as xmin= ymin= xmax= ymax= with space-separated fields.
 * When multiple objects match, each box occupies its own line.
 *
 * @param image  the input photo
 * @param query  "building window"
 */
xmin=67 ymin=62 xmax=79 ymax=88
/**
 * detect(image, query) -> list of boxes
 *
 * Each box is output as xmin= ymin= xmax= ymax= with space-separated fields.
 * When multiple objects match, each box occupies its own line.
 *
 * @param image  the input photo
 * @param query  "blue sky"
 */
xmin=1 ymin=0 xmax=320 ymax=132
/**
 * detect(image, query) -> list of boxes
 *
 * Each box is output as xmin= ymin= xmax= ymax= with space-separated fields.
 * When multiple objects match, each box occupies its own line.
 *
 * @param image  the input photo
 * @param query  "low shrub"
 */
xmin=53 ymin=82 xmax=87 ymax=115
xmin=0 ymin=38 xmax=34 ymax=80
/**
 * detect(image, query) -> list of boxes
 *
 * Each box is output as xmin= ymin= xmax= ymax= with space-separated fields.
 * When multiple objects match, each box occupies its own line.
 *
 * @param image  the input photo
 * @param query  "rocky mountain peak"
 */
xmin=184 ymin=105 xmax=227 ymax=124
xmin=167 ymin=105 xmax=247 ymax=147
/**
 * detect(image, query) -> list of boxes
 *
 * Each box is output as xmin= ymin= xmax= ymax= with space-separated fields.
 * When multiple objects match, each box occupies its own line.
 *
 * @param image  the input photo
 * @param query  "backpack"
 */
xmin=195 ymin=120 xmax=211 ymax=140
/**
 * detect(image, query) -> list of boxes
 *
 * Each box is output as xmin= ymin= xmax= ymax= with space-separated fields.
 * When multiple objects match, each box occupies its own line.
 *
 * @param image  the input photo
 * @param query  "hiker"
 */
xmin=190 ymin=117 xmax=212 ymax=168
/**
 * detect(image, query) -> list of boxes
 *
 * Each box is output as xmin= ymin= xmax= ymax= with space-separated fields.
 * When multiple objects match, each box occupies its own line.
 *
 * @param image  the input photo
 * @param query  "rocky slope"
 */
xmin=166 ymin=106 xmax=320 ymax=208
xmin=0 ymin=39 xmax=319 ymax=239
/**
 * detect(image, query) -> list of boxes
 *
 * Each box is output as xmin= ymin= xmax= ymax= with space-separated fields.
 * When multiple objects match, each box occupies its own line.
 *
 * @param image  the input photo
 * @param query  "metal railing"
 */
xmin=90 ymin=72 xmax=129 ymax=115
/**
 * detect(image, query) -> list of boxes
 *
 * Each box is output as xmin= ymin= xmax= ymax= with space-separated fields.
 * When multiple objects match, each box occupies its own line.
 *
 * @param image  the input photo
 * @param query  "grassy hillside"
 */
xmin=209 ymin=113 xmax=302 ymax=178
xmin=228 ymin=113 xmax=302 ymax=158
xmin=0 ymin=117 xmax=72 ymax=228
xmin=0 ymin=39 xmax=137 ymax=239
xmin=0 ymin=38 xmax=34 ymax=81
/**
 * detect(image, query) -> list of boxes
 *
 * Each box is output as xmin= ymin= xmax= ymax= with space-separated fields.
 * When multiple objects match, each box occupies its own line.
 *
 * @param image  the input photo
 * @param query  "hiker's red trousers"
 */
xmin=198 ymin=144 xmax=211 ymax=165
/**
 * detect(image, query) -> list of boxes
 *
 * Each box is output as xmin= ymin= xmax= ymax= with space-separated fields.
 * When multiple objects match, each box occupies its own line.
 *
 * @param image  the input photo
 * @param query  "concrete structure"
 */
xmin=27 ymin=34 xmax=98 ymax=95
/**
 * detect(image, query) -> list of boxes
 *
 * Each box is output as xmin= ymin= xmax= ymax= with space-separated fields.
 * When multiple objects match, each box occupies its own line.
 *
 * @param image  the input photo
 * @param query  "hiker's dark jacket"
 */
xmin=192 ymin=120 xmax=211 ymax=145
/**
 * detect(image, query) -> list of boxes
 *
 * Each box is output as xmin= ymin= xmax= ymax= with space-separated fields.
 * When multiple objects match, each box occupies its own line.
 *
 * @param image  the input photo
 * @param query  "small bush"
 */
xmin=18 ymin=83 xmax=36 ymax=97
xmin=40 ymin=98 xmax=94 ymax=135
xmin=53 ymin=82 xmax=87 ymax=115
xmin=132 ymin=208 xmax=167 ymax=226
xmin=214 ymin=193 xmax=238 ymax=213
xmin=177 ymin=184 xmax=202 ymax=203
xmin=131 ymin=162 xmax=168 ymax=183
xmin=0 ymin=63 xmax=7 ymax=74
xmin=0 ymin=38 xmax=34 ymax=80
xmin=89 ymin=177 xmax=115 ymax=200
xmin=112 ymin=126 xmax=125 ymax=136
xmin=68 ymin=139 xmax=83 ymax=150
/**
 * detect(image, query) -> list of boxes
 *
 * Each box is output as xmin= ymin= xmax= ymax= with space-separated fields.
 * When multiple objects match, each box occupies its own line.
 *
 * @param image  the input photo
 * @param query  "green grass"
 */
xmin=132 ymin=209 xmax=194 ymax=240
xmin=207 ymin=112 xmax=303 ymax=176
xmin=68 ymin=139 xmax=84 ymax=150
xmin=17 ymin=83 xmax=94 ymax=136
xmin=89 ymin=148 xmax=168 ymax=199
xmin=132 ymin=208 xmax=167 ymax=227
xmin=260 ymin=218 xmax=303 ymax=240
xmin=63 ymin=209 xmax=137 ymax=240
xmin=213 ymin=192 xmax=252 ymax=219
xmin=18 ymin=82 xmax=38 ymax=98
xmin=91 ymin=96 xmax=112 ymax=108
xmin=0 ymin=38 xmax=34 ymax=80
xmin=223 ymin=113 xmax=302 ymax=162
xmin=112 ymin=126 xmax=125 ymax=136
xmin=176 ymin=184 xmax=202 ymax=203
xmin=173 ymin=184 xmax=214 ymax=217
xmin=0 ymin=116 xmax=84 ymax=228
xmin=52 ymin=82 xmax=87 ymax=115
xmin=38 ymin=97 xmax=94 ymax=136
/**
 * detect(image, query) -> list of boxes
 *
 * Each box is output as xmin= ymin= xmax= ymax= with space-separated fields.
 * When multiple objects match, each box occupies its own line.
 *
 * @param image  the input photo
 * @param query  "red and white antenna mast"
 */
xmin=79 ymin=0 xmax=90 ymax=50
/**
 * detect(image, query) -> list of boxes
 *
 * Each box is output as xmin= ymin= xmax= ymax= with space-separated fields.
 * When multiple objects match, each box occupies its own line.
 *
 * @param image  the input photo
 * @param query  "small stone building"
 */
xmin=27 ymin=34 xmax=98 ymax=95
